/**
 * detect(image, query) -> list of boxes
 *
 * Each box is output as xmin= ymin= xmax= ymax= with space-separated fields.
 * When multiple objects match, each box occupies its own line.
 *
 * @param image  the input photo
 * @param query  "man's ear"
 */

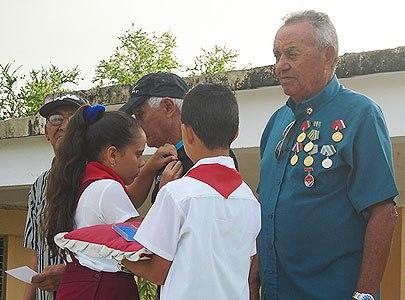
xmin=323 ymin=45 xmax=337 ymax=69
xmin=181 ymin=124 xmax=194 ymax=145
xmin=161 ymin=97 xmax=176 ymax=117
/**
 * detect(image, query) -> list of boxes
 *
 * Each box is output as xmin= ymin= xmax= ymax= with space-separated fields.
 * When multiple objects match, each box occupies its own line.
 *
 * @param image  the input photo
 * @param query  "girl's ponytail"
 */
xmin=43 ymin=105 xmax=105 ymax=255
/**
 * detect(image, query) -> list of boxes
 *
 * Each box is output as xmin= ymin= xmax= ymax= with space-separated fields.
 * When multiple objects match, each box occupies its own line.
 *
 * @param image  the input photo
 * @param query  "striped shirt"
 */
xmin=23 ymin=171 xmax=62 ymax=300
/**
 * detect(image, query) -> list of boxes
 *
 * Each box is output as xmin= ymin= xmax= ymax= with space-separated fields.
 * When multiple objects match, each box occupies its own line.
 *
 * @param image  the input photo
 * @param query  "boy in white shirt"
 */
xmin=123 ymin=83 xmax=261 ymax=300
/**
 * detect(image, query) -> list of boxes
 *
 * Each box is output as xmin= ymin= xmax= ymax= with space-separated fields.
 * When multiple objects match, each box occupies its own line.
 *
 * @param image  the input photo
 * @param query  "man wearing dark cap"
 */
xmin=23 ymin=95 xmax=87 ymax=300
xmin=121 ymin=72 xmax=238 ymax=204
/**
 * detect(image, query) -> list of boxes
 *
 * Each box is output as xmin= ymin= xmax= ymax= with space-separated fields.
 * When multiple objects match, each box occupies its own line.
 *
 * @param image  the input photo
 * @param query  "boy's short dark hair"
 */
xmin=181 ymin=83 xmax=239 ymax=150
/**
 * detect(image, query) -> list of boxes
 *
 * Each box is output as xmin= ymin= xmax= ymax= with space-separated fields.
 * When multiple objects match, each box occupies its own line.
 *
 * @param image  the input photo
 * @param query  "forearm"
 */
xmin=126 ymin=168 xmax=155 ymax=208
xmin=122 ymin=255 xmax=170 ymax=285
xmin=249 ymin=254 xmax=260 ymax=300
xmin=355 ymin=201 xmax=397 ymax=297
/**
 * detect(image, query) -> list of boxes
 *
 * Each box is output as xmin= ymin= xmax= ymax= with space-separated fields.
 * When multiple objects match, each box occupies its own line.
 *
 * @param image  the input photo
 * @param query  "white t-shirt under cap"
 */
xmin=74 ymin=179 xmax=139 ymax=272
xmin=135 ymin=156 xmax=261 ymax=300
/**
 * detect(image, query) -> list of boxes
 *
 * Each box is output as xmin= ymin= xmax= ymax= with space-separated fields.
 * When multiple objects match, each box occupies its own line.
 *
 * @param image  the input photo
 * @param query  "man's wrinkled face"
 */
xmin=133 ymin=103 xmax=169 ymax=148
xmin=273 ymin=21 xmax=329 ymax=102
xmin=45 ymin=106 xmax=77 ymax=151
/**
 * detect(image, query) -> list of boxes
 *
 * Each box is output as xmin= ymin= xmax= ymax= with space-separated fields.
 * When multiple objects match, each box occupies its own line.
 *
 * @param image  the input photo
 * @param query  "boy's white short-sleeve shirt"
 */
xmin=135 ymin=156 xmax=261 ymax=300
xmin=74 ymin=179 xmax=139 ymax=272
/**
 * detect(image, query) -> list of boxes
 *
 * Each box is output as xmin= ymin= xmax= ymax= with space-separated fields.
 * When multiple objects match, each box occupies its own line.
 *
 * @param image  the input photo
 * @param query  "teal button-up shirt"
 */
xmin=257 ymin=75 xmax=398 ymax=300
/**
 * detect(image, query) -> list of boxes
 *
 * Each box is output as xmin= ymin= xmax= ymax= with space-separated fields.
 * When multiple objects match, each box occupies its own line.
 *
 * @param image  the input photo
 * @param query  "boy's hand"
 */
xmin=31 ymin=264 xmax=66 ymax=292
xmin=143 ymin=144 xmax=177 ymax=174
xmin=159 ymin=160 xmax=183 ymax=188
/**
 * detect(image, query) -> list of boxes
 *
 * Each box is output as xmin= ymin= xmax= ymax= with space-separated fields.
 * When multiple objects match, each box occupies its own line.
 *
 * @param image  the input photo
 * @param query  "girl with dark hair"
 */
xmin=44 ymin=104 xmax=145 ymax=300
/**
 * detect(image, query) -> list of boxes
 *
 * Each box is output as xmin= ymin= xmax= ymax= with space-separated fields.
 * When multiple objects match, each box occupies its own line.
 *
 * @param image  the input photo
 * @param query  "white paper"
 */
xmin=5 ymin=266 xmax=38 ymax=284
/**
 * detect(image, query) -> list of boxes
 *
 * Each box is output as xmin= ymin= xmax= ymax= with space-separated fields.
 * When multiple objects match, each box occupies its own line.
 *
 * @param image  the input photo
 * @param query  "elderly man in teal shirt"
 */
xmin=250 ymin=10 xmax=399 ymax=300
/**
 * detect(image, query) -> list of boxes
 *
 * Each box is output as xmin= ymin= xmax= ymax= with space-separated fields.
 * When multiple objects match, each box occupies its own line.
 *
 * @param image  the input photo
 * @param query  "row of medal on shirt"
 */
xmin=292 ymin=119 xmax=346 ymax=188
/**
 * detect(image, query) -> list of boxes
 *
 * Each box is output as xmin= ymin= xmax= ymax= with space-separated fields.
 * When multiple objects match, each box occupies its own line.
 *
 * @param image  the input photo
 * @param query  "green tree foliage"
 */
xmin=0 ymin=62 xmax=80 ymax=120
xmin=187 ymin=45 xmax=239 ymax=76
xmin=94 ymin=26 xmax=180 ymax=86
xmin=137 ymin=277 xmax=157 ymax=300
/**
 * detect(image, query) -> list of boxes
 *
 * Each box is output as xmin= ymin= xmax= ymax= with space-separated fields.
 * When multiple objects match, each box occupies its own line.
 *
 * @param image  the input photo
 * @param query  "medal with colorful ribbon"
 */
xmin=297 ymin=120 xmax=311 ymax=143
xmin=304 ymin=167 xmax=315 ymax=188
xmin=331 ymin=119 xmax=346 ymax=142
xmin=304 ymin=129 xmax=320 ymax=153
xmin=320 ymin=145 xmax=337 ymax=169
xmin=312 ymin=121 xmax=322 ymax=128
xmin=290 ymin=142 xmax=303 ymax=166
xmin=303 ymin=144 xmax=318 ymax=167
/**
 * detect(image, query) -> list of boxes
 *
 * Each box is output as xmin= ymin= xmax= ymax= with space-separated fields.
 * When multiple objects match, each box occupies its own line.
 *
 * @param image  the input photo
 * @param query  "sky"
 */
xmin=1 ymin=0 xmax=404 ymax=90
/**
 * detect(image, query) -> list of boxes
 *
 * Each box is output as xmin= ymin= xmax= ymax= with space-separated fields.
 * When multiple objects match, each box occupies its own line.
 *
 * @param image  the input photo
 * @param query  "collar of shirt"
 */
xmin=189 ymin=156 xmax=236 ymax=173
xmin=286 ymin=75 xmax=340 ymax=119
xmin=175 ymin=140 xmax=184 ymax=150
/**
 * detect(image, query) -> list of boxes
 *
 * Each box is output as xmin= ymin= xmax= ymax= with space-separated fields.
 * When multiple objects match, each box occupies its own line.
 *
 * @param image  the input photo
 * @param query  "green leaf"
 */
xmin=93 ymin=25 xmax=180 ymax=86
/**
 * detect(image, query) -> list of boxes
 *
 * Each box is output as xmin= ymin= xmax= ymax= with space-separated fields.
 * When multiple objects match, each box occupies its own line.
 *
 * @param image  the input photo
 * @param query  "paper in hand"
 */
xmin=6 ymin=266 xmax=38 ymax=284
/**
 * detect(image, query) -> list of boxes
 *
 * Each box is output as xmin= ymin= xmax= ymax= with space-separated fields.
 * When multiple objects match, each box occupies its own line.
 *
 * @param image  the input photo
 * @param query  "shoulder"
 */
xmin=32 ymin=170 xmax=49 ymax=188
xmin=160 ymin=176 xmax=204 ymax=204
xmin=338 ymin=86 xmax=383 ymax=116
xmin=28 ymin=170 xmax=49 ymax=203
xmin=83 ymin=179 xmax=127 ymax=198
xmin=235 ymin=182 xmax=260 ymax=203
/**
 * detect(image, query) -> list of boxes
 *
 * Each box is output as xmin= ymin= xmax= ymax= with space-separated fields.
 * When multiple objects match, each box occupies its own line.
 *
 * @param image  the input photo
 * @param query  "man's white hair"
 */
xmin=283 ymin=10 xmax=339 ymax=68
xmin=146 ymin=96 xmax=183 ymax=110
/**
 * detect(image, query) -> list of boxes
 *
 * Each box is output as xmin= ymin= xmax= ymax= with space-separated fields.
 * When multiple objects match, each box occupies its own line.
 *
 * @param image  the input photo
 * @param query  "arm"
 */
xmin=126 ymin=144 xmax=177 ymax=208
xmin=31 ymin=264 xmax=66 ymax=292
xmin=122 ymin=254 xmax=172 ymax=285
xmin=249 ymin=254 xmax=260 ymax=300
xmin=354 ymin=200 xmax=397 ymax=298
xmin=22 ymin=252 xmax=37 ymax=300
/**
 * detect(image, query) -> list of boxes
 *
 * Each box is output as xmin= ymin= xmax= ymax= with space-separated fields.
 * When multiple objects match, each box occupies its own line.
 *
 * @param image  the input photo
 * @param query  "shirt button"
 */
xmin=94 ymin=273 xmax=100 ymax=279
xmin=270 ymin=213 xmax=274 ymax=220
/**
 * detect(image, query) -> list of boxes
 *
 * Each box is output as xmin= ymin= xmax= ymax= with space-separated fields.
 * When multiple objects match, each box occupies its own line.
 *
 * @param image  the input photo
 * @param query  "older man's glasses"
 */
xmin=274 ymin=120 xmax=295 ymax=160
xmin=47 ymin=113 xmax=73 ymax=126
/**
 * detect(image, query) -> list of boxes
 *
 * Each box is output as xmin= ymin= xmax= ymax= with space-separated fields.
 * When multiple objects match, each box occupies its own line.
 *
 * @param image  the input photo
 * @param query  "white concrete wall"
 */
xmin=340 ymin=71 xmax=405 ymax=138
xmin=0 ymin=135 xmax=54 ymax=187
xmin=1 ymin=71 xmax=404 ymax=187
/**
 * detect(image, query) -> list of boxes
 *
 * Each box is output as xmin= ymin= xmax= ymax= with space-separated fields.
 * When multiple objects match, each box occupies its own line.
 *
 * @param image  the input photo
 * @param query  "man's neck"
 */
xmin=291 ymin=72 xmax=334 ymax=103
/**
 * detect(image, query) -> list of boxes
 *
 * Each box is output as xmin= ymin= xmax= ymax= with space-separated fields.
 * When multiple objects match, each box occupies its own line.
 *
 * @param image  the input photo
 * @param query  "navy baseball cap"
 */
xmin=120 ymin=72 xmax=189 ymax=114
xmin=39 ymin=94 xmax=88 ymax=118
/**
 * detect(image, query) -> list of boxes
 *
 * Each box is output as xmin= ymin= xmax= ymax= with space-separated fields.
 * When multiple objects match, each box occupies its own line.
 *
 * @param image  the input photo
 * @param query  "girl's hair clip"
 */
xmin=83 ymin=104 xmax=105 ymax=124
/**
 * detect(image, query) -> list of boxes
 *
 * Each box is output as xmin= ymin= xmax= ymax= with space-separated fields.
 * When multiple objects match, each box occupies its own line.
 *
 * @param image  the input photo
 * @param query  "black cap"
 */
xmin=120 ymin=72 xmax=189 ymax=114
xmin=39 ymin=94 xmax=88 ymax=118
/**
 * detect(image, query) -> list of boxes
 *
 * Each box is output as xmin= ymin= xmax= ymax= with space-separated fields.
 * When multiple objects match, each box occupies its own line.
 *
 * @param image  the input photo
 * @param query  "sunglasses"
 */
xmin=274 ymin=120 xmax=296 ymax=160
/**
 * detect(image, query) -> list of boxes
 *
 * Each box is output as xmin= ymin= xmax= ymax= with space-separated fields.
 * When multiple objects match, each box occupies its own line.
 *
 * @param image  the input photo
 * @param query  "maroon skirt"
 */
xmin=56 ymin=260 xmax=139 ymax=300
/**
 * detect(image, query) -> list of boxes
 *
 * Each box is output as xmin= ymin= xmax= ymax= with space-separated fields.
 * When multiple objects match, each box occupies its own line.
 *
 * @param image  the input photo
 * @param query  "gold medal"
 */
xmin=304 ymin=141 xmax=314 ymax=153
xmin=290 ymin=154 xmax=299 ymax=166
xmin=332 ymin=131 xmax=343 ymax=142
xmin=304 ymin=155 xmax=314 ymax=167
xmin=297 ymin=132 xmax=306 ymax=143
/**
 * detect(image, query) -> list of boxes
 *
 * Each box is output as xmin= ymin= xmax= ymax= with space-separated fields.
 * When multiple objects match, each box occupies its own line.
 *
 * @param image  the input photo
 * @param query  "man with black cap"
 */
xmin=121 ymin=72 xmax=238 ymax=204
xmin=22 ymin=95 xmax=88 ymax=300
